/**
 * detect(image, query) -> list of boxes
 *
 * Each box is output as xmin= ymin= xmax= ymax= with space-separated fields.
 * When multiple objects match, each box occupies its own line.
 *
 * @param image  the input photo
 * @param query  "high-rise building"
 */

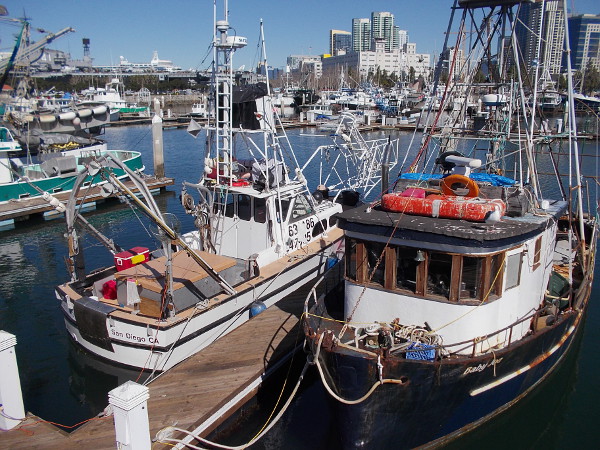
xmin=371 ymin=12 xmax=395 ymax=52
xmin=352 ymin=18 xmax=371 ymax=52
xmin=330 ymin=30 xmax=352 ymax=56
xmin=566 ymin=14 xmax=600 ymax=71
xmin=515 ymin=0 xmax=565 ymax=75
xmin=394 ymin=28 xmax=409 ymax=50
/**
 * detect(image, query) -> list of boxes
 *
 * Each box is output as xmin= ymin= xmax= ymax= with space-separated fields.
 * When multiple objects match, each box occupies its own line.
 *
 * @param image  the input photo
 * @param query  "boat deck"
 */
xmin=338 ymin=200 xmax=567 ymax=251
xmin=0 ymin=176 xmax=174 ymax=228
xmin=0 ymin=264 xmax=342 ymax=449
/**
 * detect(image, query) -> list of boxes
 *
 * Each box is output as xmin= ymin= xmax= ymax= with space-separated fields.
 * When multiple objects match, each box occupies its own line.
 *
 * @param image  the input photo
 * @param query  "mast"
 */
xmin=562 ymin=0 xmax=587 ymax=254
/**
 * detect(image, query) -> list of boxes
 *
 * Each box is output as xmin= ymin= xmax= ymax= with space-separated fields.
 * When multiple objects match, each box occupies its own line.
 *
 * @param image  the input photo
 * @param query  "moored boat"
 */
xmin=303 ymin=1 xmax=598 ymax=448
xmin=54 ymin=1 xmax=368 ymax=373
xmin=0 ymin=126 xmax=143 ymax=204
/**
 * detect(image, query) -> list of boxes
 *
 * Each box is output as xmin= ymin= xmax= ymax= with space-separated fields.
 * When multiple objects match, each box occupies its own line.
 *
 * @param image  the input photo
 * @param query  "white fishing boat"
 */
xmin=54 ymin=1 xmax=366 ymax=373
xmin=79 ymin=77 xmax=149 ymax=119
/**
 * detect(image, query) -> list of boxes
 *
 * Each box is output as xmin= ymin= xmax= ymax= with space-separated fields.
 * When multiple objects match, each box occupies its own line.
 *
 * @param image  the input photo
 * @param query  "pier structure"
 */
xmin=0 ymin=241 xmax=342 ymax=449
xmin=0 ymin=176 xmax=174 ymax=231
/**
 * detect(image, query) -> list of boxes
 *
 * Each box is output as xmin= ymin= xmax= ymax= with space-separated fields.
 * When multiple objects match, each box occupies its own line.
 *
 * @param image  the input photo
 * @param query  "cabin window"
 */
xmin=218 ymin=193 xmax=234 ymax=217
xmin=346 ymin=238 xmax=357 ymax=281
xmin=533 ymin=237 xmax=542 ymax=271
xmin=366 ymin=242 xmax=386 ymax=286
xmin=254 ymin=197 xmax=266 ymax=223
xmin=290 ymin=194 xmax=314 ymax=222
xmin=312 ymin=219 xmax=327 ymax=237
xmin=427 ymin=252 xmax=453 ymax=298
xmin=460 ymin=257 xmax=482 ymax=299
xmin=237 ymin=194 xmax=252 ymax=221
xmin=396 ymin=247 xmax=418 ymax=292
xmin=506 ymin=252 xmax=522 ymax=290
xmin=276 ymin=199 xmax=290 ymax=223
xmin=347 ymin=241 xmax=506 ymax=303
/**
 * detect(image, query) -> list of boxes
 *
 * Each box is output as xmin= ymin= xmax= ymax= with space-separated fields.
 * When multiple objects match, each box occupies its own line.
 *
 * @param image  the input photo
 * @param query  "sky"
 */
xmin=1 ymin=0 xmax=599 ymax=71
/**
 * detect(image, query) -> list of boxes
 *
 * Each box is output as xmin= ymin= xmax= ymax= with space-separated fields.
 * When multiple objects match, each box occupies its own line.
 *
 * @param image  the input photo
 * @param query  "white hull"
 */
xmin=59 ymin=240 xmax=339 ymax=372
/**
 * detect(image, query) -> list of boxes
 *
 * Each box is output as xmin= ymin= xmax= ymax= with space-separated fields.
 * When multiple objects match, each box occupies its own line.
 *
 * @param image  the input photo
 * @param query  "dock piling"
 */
xmin=108 ymin=381 xmax=151 ymax=450
xmin=0 ymin=331 xmax=25 ymax=431
xmin=152 ymin=98 xmax=165 ymax=179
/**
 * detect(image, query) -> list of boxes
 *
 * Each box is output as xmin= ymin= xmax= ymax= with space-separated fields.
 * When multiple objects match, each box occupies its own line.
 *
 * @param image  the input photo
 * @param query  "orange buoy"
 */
xmin=441 ymin=174 xmax=479 ymax=197
xmin=381 ymin=193 xmax=506 ymax=222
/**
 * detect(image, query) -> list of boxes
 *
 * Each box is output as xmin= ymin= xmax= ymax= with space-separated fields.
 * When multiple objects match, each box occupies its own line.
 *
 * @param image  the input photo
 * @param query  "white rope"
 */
xmin=154 ymin=362 xmax=310 ymax=449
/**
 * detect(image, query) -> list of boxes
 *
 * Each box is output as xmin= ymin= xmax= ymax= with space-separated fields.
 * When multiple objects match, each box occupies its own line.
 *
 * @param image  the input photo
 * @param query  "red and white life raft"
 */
xmin=381 ymin=191 xmax=506 ymax=223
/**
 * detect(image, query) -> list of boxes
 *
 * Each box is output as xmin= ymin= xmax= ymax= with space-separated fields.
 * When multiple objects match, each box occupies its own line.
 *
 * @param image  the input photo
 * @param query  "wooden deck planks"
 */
xmin=0 ymin=176 xmax=174 ymax=222
xmin=0 ymin=264 xmax=340 ymax=449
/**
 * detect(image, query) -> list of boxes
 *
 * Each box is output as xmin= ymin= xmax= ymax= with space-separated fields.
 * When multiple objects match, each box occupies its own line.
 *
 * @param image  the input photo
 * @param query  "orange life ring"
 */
xmin=441 ymin=174 xmax=479 ymax=197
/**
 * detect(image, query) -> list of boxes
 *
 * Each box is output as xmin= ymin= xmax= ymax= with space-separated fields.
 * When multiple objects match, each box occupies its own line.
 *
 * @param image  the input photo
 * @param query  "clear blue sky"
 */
xmin=1 ymin=0 xmax=598 ymax=71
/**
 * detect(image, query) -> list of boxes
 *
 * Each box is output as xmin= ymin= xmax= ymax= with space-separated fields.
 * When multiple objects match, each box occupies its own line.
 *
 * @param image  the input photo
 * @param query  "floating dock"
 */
xmin=0 ymin=176 xmax=174 ymax=230
xmin=0 ymin=236 xmax=342 ymax=449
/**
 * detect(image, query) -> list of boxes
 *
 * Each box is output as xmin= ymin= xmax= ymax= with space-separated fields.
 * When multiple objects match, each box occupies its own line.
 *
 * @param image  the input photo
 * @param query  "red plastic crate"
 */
xmin=114 ymin=247 xmax=150 ymax=271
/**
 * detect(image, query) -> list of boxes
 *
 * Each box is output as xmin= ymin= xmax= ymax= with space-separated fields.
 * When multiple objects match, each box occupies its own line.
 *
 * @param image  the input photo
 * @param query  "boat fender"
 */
xmin=39 ymin=114 xmax=57 ymax=123
xmin=249 ymin=301 xmax=266 ymax=317
xmin=325 ymin=255 xmax=339 ymax=270
xmin=441 ymin=174 xmax=479 ymax=197
xmin=58 ymin=111 xmax=76 ymax=121
xmin=435 ymin=150 xmax=463 ymax=172
xmin=92 ymin=105 xmax=108 ymax=115
xmin=78 ymin=109 xmax=93 ymax=118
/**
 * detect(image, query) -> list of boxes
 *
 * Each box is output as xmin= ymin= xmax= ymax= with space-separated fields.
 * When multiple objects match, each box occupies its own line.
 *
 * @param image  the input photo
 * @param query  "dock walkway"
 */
xmin=0 ymin=266 xmax=340 ymax=449
xmin=0 ymin=176 xmax=174 ymax=228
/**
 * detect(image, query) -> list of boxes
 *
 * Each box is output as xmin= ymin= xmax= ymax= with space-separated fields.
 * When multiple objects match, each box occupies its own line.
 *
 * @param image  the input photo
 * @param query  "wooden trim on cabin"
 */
xmin=416 ymin=252 xmax=427 ymax=296
xmin=450 ymin=254 xmax=462 ymax=302
xmin=356 ymin=241 xmax=368 ymax=284
xmin=385 ymin=246 xmax=396 ymax=290
xmin=481 ymin=255 xmax=493 ymax=301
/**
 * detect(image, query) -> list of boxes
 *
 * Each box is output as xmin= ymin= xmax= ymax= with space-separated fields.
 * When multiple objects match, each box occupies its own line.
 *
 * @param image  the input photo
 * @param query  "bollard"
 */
xmin=108 ymin=381 xmax=151 ymax=450
xmin=0 ymin=331 xmax=25 ymax=430
xmin=152 ymin=98 xmax=165 ymax=179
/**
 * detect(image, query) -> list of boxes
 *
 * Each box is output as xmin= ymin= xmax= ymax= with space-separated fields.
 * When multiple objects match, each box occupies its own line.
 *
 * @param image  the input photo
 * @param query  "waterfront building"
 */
xmin=439 ymin=46 xmax=466 ymax=82
xmin=516 ymin=0 xmax=565 ymax=75
xmin=352 ymin=18 xmax=371 ymax=52
xmin=330 ymin=30 xmax=352 ymax=56
xmin=565 ymin=14 xmax=600 ymax=71
xmin=371 ymin=11 xmax=395 ymax=52
xmin=321 ymin=40 xmax=430 ymax=81
xmin=395 ymin=28 xmax=409 ymax=51
xmin=286 ymin=55 xmax=323 ymax=79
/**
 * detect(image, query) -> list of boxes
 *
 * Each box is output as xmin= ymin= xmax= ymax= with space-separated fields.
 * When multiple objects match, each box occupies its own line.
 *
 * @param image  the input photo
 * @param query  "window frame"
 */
xmin=344 ymin=238 xmax=507 ymax=303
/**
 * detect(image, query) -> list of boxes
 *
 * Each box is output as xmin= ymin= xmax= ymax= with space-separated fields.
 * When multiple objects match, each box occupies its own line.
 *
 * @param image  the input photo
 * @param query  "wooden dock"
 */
xmin=0 ymin=263 xmax=341 ymax=449
xmin=0 ymin=176 xmax=174 ymax=229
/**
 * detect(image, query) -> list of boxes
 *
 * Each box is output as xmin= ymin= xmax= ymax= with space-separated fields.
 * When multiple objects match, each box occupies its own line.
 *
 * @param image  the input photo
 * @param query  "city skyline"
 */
xmin=0 ymin=0 xmax=598 ymax=72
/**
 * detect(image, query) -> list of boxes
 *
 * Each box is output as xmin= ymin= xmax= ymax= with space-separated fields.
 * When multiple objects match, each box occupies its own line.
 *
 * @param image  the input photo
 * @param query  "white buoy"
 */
xmin=0 ymin=331 xmax=25 ymax=430
xmin=108 ymin=381 xmax=151 ymax=450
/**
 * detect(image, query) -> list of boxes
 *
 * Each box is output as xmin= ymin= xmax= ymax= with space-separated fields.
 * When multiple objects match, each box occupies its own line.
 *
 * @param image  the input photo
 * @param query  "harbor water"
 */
xmin=0 ymin=124 xmax=598 ymax=448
